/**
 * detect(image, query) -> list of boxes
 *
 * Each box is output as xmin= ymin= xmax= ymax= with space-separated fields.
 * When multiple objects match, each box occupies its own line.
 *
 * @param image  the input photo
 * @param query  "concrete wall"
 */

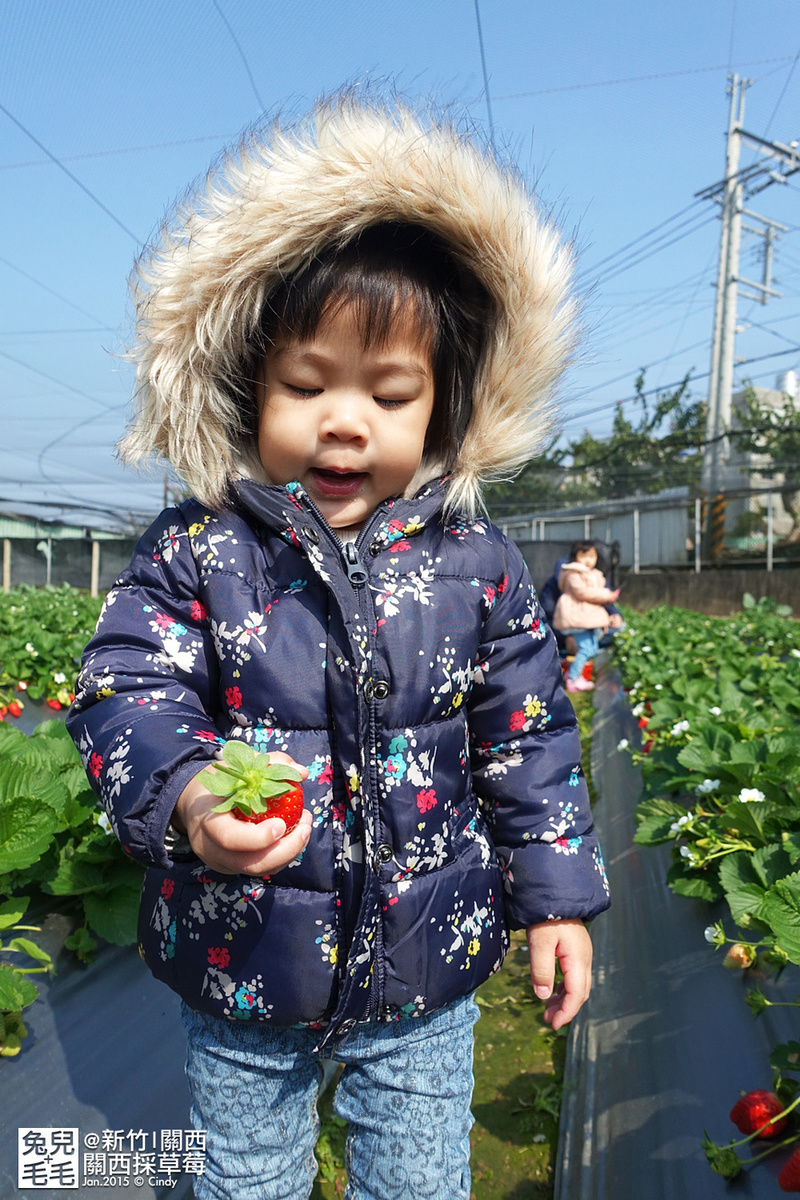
xmin=617 ymin=567 xmax=799 ymax=616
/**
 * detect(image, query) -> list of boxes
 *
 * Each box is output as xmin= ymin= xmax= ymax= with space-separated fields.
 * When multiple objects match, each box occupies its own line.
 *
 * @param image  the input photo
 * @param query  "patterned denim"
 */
xmin=563 ymin=627 xmax=601 ymax=681
xmin=181 ymin=994 xmax=480 ymax=1200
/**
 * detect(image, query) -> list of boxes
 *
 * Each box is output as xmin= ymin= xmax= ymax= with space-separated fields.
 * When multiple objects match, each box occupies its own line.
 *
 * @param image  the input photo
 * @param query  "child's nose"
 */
xmin=319 ymin=394 xmax=370 ymax=442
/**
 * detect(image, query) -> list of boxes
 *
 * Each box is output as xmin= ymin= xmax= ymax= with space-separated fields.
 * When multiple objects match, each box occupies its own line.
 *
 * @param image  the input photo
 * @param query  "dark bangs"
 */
xmin=255 ymin=223 xmax=492 ymax=468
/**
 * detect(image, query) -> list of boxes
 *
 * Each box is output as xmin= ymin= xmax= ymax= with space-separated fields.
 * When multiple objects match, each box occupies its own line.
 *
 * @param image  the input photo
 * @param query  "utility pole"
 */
xmin=699 ymin=75 xmax=799 ymax=504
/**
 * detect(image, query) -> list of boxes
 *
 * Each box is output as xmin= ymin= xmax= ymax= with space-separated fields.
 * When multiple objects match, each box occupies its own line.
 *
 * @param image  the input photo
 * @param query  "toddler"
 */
xmin=553 ymin=540 xmax=621 ymax=693
xmin=68 ymin=98 xmax=610 ymax=1200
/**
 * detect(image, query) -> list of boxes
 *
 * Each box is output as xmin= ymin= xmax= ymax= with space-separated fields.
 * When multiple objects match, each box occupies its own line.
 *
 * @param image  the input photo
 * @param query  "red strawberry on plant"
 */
xmin=7 ymin=701 xmax=22 ymax=718
xmin=779 ymin=1147 xmax=800 ymax=1191
xmin=730 ymin=1090 xmax=787 ymax=1138
xmin=202 ymin=742 xmax=305 ymax=832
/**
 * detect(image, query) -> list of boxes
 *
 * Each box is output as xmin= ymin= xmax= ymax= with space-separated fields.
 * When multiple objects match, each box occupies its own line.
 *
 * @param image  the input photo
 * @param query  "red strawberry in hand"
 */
xmin=730 ymin=1090 xmax=787 ymax=1139
xmin=202 ymin=742 xmax=305 ymax=833
xmin=779 ymin=1147 xmax=800 ymax=1192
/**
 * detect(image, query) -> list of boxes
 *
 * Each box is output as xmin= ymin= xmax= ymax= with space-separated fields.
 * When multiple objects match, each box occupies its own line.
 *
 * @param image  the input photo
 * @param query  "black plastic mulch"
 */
xmin=555 ymin=666 xmax=800 ymax=1200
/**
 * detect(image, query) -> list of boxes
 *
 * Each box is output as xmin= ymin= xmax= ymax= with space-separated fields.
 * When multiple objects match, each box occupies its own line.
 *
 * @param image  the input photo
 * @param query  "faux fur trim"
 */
xmin=119 ymin=95 xmax=577 ymax=515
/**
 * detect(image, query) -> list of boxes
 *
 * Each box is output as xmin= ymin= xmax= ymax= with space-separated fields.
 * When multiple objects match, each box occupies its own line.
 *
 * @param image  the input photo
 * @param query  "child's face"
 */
xmin=256 ymin=304 xmax=435 ymax=529
xmin=575 ymin=547 xmax=597 ymax=569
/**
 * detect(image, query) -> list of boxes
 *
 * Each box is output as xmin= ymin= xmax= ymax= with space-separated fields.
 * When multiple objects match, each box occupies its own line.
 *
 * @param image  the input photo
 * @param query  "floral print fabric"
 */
xmin=67 ymin=477 xmax=609 ymax=1048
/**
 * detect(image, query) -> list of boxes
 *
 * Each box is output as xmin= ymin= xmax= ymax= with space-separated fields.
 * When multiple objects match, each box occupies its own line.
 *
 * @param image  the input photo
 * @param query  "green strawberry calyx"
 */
xmin=201 ymin=742 xmax=303 ymax=817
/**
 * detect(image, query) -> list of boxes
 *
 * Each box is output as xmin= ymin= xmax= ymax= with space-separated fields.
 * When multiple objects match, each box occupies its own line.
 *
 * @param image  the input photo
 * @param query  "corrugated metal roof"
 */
xmin=0 ymin=514 xmax=127 ymax=540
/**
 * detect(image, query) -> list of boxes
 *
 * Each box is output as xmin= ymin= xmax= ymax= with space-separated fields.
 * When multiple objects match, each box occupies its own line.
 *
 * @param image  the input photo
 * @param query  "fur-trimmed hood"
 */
xmin=120 ymin=96 xmax=576 ymax=514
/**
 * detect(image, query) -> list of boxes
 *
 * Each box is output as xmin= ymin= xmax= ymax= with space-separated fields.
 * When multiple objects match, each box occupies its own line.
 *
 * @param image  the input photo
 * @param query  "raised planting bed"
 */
xmin=557 ymin=600 xmax=800 ymax=1199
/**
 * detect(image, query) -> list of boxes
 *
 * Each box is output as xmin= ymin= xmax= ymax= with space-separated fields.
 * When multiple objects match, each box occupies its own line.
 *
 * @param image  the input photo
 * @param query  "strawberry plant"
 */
xmin=0 ymin=720 xmax=144 ymax=1048
xmin=0 ymin=584 xmax=102 ymax=707
xmin=614 ymin=598 xmax=800 ymax=1184
xmin=202 ymin=742 xmax=304 ymax=829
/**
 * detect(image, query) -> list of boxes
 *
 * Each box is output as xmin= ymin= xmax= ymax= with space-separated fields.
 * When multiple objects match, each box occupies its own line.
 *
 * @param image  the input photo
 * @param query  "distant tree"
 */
xmin=569 ymin=370 xmax=703 ymax=499
xmin=730 ymin=385 xmax=800 ymax=542
xmin=483 ymin=370 xmax=703 ymax=519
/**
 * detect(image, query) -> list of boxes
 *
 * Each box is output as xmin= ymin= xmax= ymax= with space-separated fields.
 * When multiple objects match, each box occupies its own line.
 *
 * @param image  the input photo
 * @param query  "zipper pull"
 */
xmin=343 ymin=542 xmax=368 ymax=586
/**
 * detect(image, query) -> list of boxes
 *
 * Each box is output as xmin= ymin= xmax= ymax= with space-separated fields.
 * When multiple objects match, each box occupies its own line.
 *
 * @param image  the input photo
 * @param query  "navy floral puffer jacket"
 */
xmin=67 ymin=477 xmax=610 ymax=1048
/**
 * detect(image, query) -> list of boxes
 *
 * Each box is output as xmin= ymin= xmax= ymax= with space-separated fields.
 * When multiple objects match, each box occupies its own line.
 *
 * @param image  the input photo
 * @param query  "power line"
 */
xmin=763 ymin=46 xmax=800 ymax=137
xmin=492 ymin=56 xmax=797 ymax=101
xmin=561 ymin=345 xmax=800 ymax=430
xmin=473 ymin=0 xmax=495 ymax=146
xmin=0 ymin=349 xmax=122 ymax=413
xmin=0 ymin=133 xmax=230 ymax=172
xmin=210 ymin=0 xmax=265 ymax=113
xmin=577 ymin=201 xmax=707 ymax=281
xmin=0 ymin=254 xmax=109 ymax=326
xmin=0 ymin=101 xmax=141 ymax=243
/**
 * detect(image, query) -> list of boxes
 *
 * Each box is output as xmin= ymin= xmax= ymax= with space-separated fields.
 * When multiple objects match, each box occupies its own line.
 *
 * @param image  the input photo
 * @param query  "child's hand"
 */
xmin=526 ymin=918 xmax=593 ymax=1031
xmin=608 ymin=612 xmax=624 ymax=629
xmin=172 ymin=752 xmax=311 ymax=875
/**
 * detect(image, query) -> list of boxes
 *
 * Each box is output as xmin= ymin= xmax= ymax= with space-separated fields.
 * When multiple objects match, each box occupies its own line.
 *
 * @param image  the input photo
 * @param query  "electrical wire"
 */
xmin=561 ymin=345 xmax=800 ymax=430
xmin=491 ymin=56 xmax=797 ymax=102
xmin=209 ymin=0 xmax=265 ymax=114
xmin=473 ymin=0 xmax=495 ymax=146
xmin=0 ymin=133 xmax=230 ymax=172
xmin=577 ymin=201 xmax=708 ymax=282
xmin=0 ymin=349 xmax=122 ymax=413
xmin=763 ymin=47 xmax=800 ymax=138
xmin=0 ymin=101 xmax=141 ymax=244
xmin=0 ymin=254 xmax=109 ymax=326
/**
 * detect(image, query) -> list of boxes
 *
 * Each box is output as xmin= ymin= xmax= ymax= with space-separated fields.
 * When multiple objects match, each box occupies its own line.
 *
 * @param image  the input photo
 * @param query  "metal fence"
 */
xmin=499 ymin=484 xmax=797 ymax=573
xmin=2 ymin=536 xmax=138 ymax=594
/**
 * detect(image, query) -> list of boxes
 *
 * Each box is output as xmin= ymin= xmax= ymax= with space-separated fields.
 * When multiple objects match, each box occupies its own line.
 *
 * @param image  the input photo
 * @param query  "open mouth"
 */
xmin=310 ymin=468 xmax=368 ymax=498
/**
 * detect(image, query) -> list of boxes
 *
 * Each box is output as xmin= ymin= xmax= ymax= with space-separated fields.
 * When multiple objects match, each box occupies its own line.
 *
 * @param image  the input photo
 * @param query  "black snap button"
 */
xmin=376 ymin=843 xmax=393 ymax=863
xmin=368 ymin=541 xmax=381 ymax=556
xmin=302 ymin=526 xmax=319 ymax=544
xmin=372 ymin=680 xmax=390 ymax=700
xmin=339 ymin=1018 xmax=357 ymax=1034
xmin=363 ymin=681 xmax=374 ymax=703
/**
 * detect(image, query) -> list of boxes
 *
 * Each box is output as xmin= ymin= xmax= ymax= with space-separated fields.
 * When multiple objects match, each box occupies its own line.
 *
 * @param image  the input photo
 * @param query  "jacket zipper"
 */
xmin=296 ymin=499 xmax=387 ymax=1022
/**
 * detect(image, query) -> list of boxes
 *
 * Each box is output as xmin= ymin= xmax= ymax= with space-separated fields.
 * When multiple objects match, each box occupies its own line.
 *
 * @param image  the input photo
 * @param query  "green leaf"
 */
xmin=0 ymin=964 xmax=38 ymax=1012
xmin=6 ymin=936 xmax=52 ymax=968
xmin=718 ymin=801 xmax=774 ymax=844
xmin=0 ymin=759 xmax=69 ymax=816
xmin=633 ymin=798 xmax=688 ymax=845
xmin=770 ymin=1042 xmax=800 ymax=1073
xmin=45 ymin=855 xmax=108 ymax=896
xmin=677 ymin=728 xmax=735 ymax=774
xmin=718 ymin=851 xmax=768 ymax=926
xmin=751 ymin=844 xmax=794 ymax=889
xmin=83 ymin=885 xmax=141 ymax=946
xmin=221 ymin=741 xmax=256 ymax=771
xmin=762 ymin=873 xmax=800 ymax=964
xmin=64 ymin=926 xmax=97 ymax=963
xmin=666 ymin=862 xmax=723 ymax=902
xmin=0 ymin=798 xmax=61 ymax=873
xmin=201 ymin=766 xmax=238 ymax=797
xmin=0 ymin=896 xmax=29 ymax=930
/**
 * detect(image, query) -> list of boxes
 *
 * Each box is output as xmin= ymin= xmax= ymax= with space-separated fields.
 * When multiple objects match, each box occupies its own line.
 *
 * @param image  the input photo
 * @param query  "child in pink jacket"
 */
xmin=553 ymin=540 xmax=621 ymax=693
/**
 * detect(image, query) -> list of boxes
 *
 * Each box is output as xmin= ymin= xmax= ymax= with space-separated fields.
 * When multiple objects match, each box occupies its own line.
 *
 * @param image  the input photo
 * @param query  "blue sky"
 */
xmin=1 ymin=0 xmax=798 ymax=528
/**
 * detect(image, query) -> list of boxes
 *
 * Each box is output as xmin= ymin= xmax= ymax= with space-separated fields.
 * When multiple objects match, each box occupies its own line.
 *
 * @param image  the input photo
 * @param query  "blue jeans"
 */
xmin=181 ymin=994 xmax=480 ymax=1200
xmin=561 ymin=627 xmax=601 ymax=681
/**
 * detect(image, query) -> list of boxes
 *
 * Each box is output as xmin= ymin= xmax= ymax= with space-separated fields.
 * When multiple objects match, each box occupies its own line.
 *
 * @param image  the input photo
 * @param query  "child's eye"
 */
xmin=374 ymin=397 xmax=409 ymax=410
xmin=286 ymin=384 xmax=321 ymax=398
